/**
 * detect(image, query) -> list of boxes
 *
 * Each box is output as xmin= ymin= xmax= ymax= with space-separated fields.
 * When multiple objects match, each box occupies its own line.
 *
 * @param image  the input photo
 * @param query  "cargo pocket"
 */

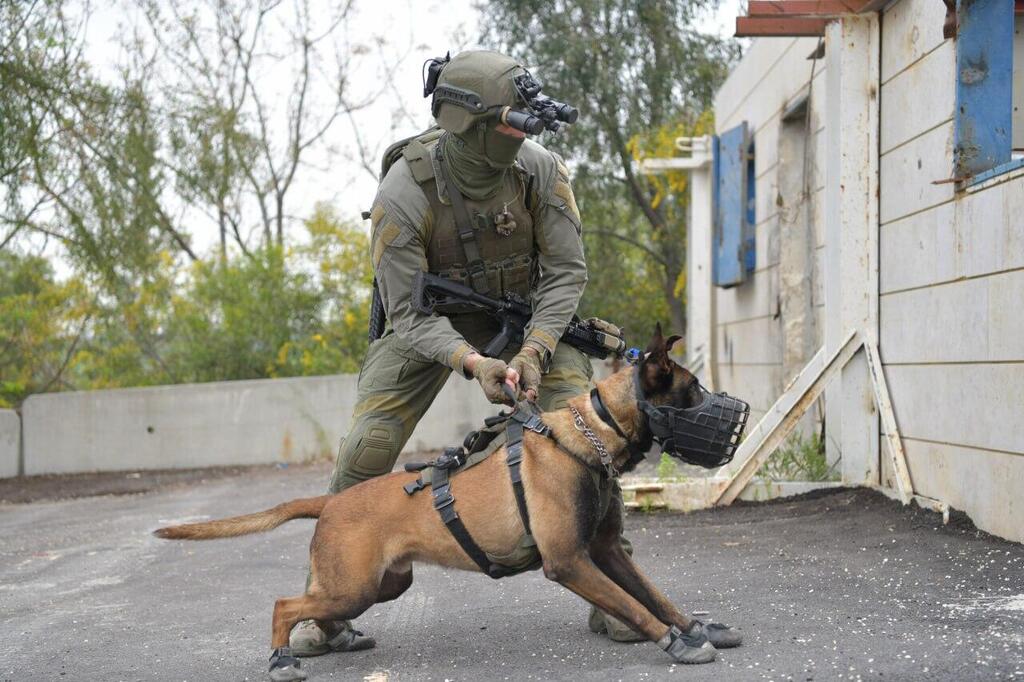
xmin=359 ymin=335 xmax=407 ymax=390
xmin=389 ymin=334 xmax=439 ymax=384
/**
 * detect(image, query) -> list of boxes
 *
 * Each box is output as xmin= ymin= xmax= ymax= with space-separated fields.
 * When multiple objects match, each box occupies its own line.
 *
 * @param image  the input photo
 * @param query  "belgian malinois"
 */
xmin=155 ymin=327 xmax=743 ymax=680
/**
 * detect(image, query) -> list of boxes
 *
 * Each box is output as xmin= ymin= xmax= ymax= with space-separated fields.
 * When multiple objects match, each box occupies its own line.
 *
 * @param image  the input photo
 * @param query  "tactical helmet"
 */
xmin=429 ymin=50 xmax=526 ymax=134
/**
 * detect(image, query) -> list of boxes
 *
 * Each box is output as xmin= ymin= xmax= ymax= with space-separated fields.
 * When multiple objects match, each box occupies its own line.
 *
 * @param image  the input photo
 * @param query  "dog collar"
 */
xmin=590 ymin=388 xmax=649 ymax=469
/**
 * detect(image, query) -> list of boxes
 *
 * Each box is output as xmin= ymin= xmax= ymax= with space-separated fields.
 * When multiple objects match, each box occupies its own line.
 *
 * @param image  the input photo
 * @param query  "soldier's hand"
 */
xmin=471 ymin=356 xmax=515 ymax=404
xmin=509 ymin=347 xmax=542 ymax=402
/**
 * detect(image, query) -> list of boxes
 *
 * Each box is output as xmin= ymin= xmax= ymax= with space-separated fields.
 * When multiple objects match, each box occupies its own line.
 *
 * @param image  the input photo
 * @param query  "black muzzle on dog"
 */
xmin=634 ymin=367 xmax=750 ymax=469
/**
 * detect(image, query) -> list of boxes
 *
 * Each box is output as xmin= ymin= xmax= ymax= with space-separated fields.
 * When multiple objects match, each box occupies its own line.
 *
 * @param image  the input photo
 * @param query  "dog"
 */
xmin=154 ymin=326 xmax=744 ymax=680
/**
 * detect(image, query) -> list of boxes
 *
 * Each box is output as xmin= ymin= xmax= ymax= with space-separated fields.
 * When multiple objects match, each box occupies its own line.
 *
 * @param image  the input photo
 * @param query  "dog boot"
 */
xmin=268 ymin=647 xmax=307 ymax=681
xmin=695 ymin=619 xmax=743 ymax=648
xmin=289 ymin=619 xmax=376 ymax=657
xmin=587 ymin=606 xmax=647 ymax=642
xmin=658 ymin=624 xmax=717 ymax=664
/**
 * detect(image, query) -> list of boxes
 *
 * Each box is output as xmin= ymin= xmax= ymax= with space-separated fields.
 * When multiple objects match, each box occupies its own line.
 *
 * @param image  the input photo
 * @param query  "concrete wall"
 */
xmin=709 ymin=37 xmax=827 ymax=428
xmin=702 ymin=1 xmax=1024 ymax=543
xmin=20 ymin=372 xmax=496 ymax=476
xmin=876 ymin=1 xmax=1024 ymax=543
xmin=0 ymin=410 xmax=19 ymax=478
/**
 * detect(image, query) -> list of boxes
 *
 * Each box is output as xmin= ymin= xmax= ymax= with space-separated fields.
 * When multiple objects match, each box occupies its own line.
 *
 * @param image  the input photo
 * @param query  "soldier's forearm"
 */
xmin=526 ymin=263 xmax=588 ymax=353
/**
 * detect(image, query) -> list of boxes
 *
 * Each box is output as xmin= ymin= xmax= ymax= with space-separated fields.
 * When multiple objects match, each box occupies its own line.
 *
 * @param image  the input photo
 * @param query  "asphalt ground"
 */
xmin=2 ymin=463 xmax=1023 ymax=682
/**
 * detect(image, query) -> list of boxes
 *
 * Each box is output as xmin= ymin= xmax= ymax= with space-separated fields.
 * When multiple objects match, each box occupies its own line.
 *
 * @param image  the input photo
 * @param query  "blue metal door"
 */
xmin=713 ymin=122 xmax=752 ymax=287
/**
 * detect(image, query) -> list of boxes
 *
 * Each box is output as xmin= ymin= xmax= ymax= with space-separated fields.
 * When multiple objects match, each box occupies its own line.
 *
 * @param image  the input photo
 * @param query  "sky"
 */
xmin=80 ymin=0 xmax=744 ymax=257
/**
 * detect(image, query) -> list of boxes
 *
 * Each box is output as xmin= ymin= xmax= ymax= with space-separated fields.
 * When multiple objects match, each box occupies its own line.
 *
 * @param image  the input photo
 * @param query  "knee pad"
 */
xmin=335 ymin=415 xmax=404 ymax=483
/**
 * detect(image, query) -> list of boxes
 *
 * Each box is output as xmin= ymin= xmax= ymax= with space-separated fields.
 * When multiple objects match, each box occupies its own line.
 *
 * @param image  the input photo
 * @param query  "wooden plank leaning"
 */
xmin=713 ymin=329 xmax=862 ymax=507
xmin=863 ymin=340 xmax=913 ymax=505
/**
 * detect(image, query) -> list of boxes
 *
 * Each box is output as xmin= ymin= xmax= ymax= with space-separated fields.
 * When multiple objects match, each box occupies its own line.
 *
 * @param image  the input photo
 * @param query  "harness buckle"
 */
xmin=523 ymin=414 xmax=550 ymax=435
xmin=403 ymin=478 xmax=426 ymax=495
xmin=435 ymin=447 xmax=465 ymax=470
xmin=432 ymin=482 xmax=455 ymax=511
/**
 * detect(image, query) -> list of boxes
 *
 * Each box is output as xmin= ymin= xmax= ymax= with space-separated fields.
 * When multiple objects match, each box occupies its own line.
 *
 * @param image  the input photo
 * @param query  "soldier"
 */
xmin=290 ymin=49 xmax=640 ymax=657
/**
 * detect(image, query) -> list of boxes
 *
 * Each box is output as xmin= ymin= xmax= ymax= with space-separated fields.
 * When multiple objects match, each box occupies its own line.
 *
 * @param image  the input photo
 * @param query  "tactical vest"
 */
xmin=401 ymin=132 xmax=537 ymax=314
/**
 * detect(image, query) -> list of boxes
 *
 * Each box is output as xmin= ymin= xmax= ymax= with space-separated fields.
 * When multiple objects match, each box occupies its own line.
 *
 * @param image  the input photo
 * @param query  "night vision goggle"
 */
xmin=423 ymin=54 xmax=578 ymax=135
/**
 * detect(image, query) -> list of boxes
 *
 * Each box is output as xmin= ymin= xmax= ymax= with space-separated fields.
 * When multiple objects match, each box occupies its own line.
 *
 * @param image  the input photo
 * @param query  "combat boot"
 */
xmin=289 ymin=619 xmax=376 ymax=657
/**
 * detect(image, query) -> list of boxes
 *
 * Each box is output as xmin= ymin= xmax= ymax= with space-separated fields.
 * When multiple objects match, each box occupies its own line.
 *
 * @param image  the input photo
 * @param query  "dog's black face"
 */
xmin=639 ymin=324 xmax=703 ymax=409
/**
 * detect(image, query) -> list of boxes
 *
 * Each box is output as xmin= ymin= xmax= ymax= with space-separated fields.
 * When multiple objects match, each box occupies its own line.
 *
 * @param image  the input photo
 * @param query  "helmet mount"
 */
xmin=422 ymin=51 xmax=578 ymax=136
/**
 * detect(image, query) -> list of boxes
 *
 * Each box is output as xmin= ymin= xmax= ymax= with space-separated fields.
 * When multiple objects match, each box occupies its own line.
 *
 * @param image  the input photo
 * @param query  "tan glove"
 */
xmin=509 ymin=347 xmax=542 ymax=400
xmin=472 ymin=357 xmax=513 ymax=404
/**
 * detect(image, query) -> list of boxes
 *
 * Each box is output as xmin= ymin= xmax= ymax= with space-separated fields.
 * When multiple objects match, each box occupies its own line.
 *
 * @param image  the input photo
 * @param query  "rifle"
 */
xmin=411 ymin=271 xmax=626 ymax=359
xmin=368 ymin=279 xmax=386 ymax=343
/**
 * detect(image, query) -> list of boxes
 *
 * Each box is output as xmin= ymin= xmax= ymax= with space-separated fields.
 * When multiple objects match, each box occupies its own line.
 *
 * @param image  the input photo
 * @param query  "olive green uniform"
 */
xmin=328 ymin=132 xmax=590 ymax=494
xmin=293 ymin=50 xmax=644 ymax=655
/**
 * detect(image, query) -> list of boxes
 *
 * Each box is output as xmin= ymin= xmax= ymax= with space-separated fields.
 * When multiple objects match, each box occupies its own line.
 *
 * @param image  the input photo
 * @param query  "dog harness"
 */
xmin=402 ymin=400 xmax=614 ymax=579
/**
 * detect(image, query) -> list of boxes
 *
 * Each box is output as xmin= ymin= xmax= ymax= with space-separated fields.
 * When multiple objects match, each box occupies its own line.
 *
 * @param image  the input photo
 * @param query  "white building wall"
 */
xmin=877 ymin=0 xmax=1024 ymax=543
xmin=710 ymin=37 xmax=827 ymax=426
xmin=702 ymin=0 xmax=1024 ymax=543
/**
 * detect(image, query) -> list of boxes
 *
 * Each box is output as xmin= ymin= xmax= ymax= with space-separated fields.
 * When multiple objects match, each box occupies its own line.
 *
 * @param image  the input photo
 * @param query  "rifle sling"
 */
xmin=436 ymin=142 xmax=490 ymax=295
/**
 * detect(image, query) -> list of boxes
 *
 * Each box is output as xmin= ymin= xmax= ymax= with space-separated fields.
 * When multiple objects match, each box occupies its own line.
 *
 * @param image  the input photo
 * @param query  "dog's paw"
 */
xmin=269 ymin=647 xmax=308 ymax=681
xmin=659 ymin=625 xmax=718 ymax=664
xmin=699 ymin=620 xmax=743 ymax=648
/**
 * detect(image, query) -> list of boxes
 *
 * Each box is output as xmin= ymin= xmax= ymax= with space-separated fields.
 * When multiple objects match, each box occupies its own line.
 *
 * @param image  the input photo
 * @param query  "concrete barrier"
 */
xmin=21 ymin=373 xmax=495 ymax=475
xmin=0 ymin=409 xmax=19 ymax=478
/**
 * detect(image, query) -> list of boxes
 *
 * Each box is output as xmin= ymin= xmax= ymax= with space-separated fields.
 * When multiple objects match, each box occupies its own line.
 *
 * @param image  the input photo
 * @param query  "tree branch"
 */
xmin=588 ymin=229 xmax=667 ymax=265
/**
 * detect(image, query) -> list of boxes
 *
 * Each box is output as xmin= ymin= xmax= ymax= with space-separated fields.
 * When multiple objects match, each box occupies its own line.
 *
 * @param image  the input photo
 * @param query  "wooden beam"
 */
xmin=747 ymin=0 xmax=869 ymax=16
xmin=714 ymin=330 xmax=862 ymax=507
xmin=864 ymin=340 xmax=914 ymax=504
xmin=736 ymin=17 xmax=830 ymax=36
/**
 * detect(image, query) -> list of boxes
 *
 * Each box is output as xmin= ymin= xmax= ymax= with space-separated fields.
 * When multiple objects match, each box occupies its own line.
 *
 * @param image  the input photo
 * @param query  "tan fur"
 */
xmin=154 ymin=496 xmax=330 ymax=540
xmin=155 ymin=327 xmax=708 ymax=657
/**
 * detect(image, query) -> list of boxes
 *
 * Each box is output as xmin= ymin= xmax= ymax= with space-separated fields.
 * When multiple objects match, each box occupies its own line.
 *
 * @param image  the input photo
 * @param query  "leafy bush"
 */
xmin=0 ymin=204 xmax=371 ymax=405
xmin=759 ymin=431 xmax=838 ymax=482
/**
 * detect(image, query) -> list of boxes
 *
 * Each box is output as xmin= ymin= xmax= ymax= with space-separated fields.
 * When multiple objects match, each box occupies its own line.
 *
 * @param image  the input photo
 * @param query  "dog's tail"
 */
xmin=153 ymin=495 xmax=329 ymax=541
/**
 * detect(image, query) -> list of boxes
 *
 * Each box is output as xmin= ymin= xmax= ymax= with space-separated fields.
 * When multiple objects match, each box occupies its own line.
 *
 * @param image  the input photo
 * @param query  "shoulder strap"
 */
xmin=435 ymin=141 xmax=490 ymax=294
xmin=431 ymin=466 xmax=503 ymax=578
xmin=505 ymin=407 xmax=554 ymax=537
xmin=383 ymin=126 xmax=442 ymax=181
xmin=504 ymin=417 xmax=532 ymax=536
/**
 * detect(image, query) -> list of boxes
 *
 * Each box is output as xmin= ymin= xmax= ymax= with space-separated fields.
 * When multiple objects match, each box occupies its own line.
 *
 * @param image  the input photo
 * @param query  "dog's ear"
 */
xmin=645 ymin=323 xmax=666 ymax=355
xmin=640 ymin=324 xmax=673 ymax=393
xmin=665 ymin=334 xmax=683 ymax=353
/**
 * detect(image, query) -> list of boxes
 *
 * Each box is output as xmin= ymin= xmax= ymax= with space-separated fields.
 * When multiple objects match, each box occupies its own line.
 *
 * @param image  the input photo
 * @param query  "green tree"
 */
xmin=287 ymin=203 xmax=373 ymax=376
xmin=0 ymin=251 xmax=93 ymax=406
xmin=481 ymin=0 xmax=738 ymax=339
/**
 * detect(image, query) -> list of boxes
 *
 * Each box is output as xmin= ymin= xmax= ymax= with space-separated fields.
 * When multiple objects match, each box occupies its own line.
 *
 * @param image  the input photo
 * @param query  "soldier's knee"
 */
xmin=538 ymin=346 xmax=594 ymax=411
xmin=330 ymin=415 xmax=404 ymax=493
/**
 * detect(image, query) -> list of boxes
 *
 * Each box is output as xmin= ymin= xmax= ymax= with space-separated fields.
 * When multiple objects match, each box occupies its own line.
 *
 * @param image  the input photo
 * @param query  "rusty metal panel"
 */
xmin=735 ymin=17 xmax=830 ymax=36
xmin=746 ymin=0 xmax=870 ymax=15
xmin=954 ymin=0 xmax=1014 ymax=177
